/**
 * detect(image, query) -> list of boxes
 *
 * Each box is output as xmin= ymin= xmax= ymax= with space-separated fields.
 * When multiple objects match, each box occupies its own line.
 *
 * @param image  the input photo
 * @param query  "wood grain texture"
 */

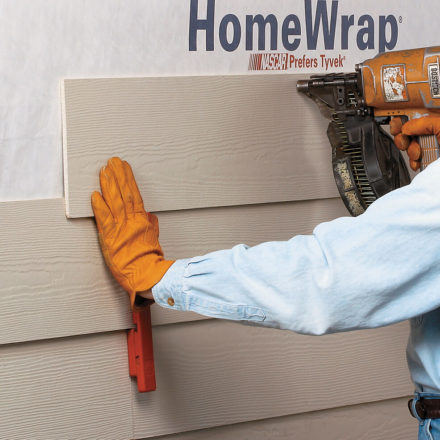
xmin=0 ymin=332 xmax=132 ymax=440
xmin=0 ymin=321 xmax=413 ymax=440
xmin=133 ymin=319 xmax=413 ymax=438
xmin=0 ymin=198 xmax=132 ymax=344
xmin=62 ymin=74 xmax=338 ymax=218
xmin=148 ymin=397 xmax=416 ymax=440
xmin=0 ymin=197 xmax=347 ymax=344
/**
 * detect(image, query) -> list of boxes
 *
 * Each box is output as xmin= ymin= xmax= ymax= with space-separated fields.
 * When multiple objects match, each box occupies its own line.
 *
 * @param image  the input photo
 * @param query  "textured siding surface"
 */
xmin=146 ymin=397 xmax=416 ymax=440
xmin=0 ymin=197 xmax=347 ymax=344
xmin=132 ymin=320 xmax=412 ymax=438
xmin=62 ymin=75 xmax=338 ymax=218
xmin=0 ymin=332 xmax=132 ymax=440
xmin=0 ymin=321 xmax=413 ymax=439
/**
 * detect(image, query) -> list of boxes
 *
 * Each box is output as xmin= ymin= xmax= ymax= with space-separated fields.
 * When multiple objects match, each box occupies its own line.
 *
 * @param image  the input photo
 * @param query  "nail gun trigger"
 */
xmin=374 ymin=116 xmax=391 ymax=125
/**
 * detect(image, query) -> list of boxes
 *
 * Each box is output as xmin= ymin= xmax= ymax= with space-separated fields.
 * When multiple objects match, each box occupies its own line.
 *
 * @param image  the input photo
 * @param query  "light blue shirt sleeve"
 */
xmin=152 ymin=159 xmax=440 ymax=336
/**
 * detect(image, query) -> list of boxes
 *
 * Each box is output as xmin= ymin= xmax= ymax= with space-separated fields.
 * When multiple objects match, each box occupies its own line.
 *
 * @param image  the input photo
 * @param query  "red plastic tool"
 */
xmin=127 ymin=306 xmax=156 ymax=392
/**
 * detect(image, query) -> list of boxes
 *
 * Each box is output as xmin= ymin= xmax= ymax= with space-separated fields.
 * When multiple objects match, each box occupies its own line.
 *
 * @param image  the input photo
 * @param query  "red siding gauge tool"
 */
xmin=127 ymin=306 xmax=156 ymax=392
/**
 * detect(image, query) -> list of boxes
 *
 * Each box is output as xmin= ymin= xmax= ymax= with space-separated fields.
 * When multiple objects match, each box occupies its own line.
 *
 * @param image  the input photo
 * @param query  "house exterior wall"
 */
xmin=2 ymin=1 xmax=430 ymax=437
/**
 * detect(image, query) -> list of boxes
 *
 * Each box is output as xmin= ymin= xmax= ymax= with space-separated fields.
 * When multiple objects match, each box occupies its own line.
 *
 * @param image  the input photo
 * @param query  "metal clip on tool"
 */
xmin=127 ymin=305 xmax=156 ymax=392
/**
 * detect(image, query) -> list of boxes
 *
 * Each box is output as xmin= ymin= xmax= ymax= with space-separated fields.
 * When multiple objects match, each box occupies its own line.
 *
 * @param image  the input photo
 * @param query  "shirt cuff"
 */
xmin=152 ymin=258 xmax=190 ymax=311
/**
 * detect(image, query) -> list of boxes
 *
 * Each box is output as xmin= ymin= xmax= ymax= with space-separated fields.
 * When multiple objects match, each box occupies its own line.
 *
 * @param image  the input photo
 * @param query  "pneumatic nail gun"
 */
xmin=297 ymin=46 xmax=440 ymax=216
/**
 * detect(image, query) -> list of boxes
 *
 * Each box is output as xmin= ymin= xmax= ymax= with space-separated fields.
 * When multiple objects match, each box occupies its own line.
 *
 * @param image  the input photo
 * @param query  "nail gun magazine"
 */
xmin=297 ymin=46 xmax=440 ymax=216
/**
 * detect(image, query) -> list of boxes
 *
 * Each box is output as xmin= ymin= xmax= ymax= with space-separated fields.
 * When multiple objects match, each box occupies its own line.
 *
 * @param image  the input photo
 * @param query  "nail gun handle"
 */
xmin=419 ymin=135 xmax=440 ymax=171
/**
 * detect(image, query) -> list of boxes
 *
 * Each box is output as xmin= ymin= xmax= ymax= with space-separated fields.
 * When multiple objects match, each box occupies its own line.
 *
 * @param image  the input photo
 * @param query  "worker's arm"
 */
xmin=151 ymin=158 xmax=440 ymax=334
xmin=92 ymin=119 xmax=440 ymax=334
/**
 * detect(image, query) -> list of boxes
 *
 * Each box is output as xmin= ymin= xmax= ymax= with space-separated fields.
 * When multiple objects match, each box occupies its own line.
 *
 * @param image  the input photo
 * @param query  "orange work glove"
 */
xmin=91 ymin=157 xmax=174 ymax=309
xmin=390 ymin=116 xmax=440 ymax=171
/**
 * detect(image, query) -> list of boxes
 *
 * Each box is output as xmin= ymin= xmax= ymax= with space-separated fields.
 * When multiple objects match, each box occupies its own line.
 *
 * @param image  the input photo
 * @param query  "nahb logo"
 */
xmin=189 ymin=0 xmax=400 ymax=54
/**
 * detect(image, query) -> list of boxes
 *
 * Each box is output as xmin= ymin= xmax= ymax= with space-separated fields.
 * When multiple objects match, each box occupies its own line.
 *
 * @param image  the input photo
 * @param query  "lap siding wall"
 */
xmin=0 ymin=74 xmax=414 ymax=439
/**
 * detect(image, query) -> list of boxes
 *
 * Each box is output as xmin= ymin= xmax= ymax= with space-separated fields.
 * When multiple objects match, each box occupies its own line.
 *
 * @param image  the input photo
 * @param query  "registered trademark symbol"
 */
xmin=399 ymin=16 xmax=402 ymax=23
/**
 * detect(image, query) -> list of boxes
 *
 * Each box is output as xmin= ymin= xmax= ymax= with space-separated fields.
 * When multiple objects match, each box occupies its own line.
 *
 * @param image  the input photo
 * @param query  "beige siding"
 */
xmin=148 ymin=397 xmax=416 ymax=440
xmin=0 ymin=197 xmax=347 ymax=344
xmin=0 ymin=73 xmax=416 ymax=439
xmin=0 ymin=322 xmax=413 ymax=439
xmin=132 ymin=320 xmax=412 ymax=438
xmin=0 ymin=332 xmax=131 ymax=440
xmin=62 ymin=75 xmax=338 ymax=218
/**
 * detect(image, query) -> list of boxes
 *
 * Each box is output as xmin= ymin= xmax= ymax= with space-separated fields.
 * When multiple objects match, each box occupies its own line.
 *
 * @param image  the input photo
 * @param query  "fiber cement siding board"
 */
xmin=62 ymin=74 xmax=338 ymax=218
xmin=0 ymin=198 xmax=132 ymax=345
xmin=0 ymin=332 xmax=132 ymax=440
xmin=132 ymin=320 xmax=413 ymax=438
xmin=148 ymin=397 xmax=416 ymax=440
xmin=0 ymin=324 xmax=412 ymax=440
xmin=0 ymin=197 xmax=347 ymax=344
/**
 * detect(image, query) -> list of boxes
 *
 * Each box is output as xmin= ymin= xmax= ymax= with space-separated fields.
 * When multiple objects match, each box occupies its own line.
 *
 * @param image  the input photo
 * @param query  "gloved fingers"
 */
xmin=394 ymin=133 xmax=410 ymax=151
xmin=91 ymin=191 xmax=114 ymax=234
xmin=107 ymin=157 xmax=135 ymax=217
xmin=389 ymin=116 xmax=403 ymax=136
xmin=407 ymin=140 xmax=422 ymax=161
xmin=146 ymin=213 xmax=162 ymax=251
xmin=410 ymin=159 xmax=421 ymax=171
xmin=100 ymin=164 xmax=125 ymax=222
xmin=148 ymin=212 xmax=160 ymax=234
xmin=407 ymin=140 xmax=422 ymax=171
xmin=402 ymin=116 xmax=440 ymax=140
xmin=122 ymin=160 xmax=145 ymax=213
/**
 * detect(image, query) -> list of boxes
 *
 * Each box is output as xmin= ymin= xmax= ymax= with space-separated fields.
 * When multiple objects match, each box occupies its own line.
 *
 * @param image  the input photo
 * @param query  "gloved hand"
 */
xmin=390 ymin=116 xmax=440 ymax=171
xmin=91 ymin=157 xmax=174 ymax=309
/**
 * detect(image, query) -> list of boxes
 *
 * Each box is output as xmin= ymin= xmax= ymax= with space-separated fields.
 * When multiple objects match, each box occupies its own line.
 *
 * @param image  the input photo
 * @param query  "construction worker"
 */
xmin=92 ymin=117 xmax=440 ymax=440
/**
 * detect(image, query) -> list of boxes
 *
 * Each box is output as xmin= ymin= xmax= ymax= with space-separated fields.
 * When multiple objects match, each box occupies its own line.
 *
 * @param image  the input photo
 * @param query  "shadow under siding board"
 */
xmin=62 ymin=74 xmax=338 ymax=219
xmin=157 ymin=197 xmax=348 ymax=258
xmin=0 ymin=197 xmax=347 ymax=344
xmin=0 ymin=332 xmax=132 ymax=440
xmin=144 ymin=397 xmax=416 ymax=440
xmin=132 ymin=320 xmax=413 ymax=439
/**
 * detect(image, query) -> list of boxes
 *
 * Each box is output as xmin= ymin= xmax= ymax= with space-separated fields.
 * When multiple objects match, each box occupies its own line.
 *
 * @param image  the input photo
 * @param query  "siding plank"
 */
xmin=133 ymin=320 xmax=413 ymax=438
xmin=0 ymin=197 xmax=347 ymax=344
xmin=0 ymin=332 xmax=132 ymax=440
xmin=62 ymin=75 xmax=338 ymax=218
xmin=0 ymin=322 xmax=414 ymax=440
xmin=0 ymin=198 xmax=132 ymax=344
xmin=147 ymin=397 xmax=416 ymax=440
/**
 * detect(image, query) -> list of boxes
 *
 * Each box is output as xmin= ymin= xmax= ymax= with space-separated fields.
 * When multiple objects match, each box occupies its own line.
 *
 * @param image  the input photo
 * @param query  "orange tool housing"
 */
xmin=361 ymin=46 xmax=440 ymax=119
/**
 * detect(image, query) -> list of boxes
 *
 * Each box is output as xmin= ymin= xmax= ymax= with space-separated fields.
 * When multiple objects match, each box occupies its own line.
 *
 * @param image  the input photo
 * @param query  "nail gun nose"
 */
xmin=296 ymin=80 xmax=309 ymax=93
